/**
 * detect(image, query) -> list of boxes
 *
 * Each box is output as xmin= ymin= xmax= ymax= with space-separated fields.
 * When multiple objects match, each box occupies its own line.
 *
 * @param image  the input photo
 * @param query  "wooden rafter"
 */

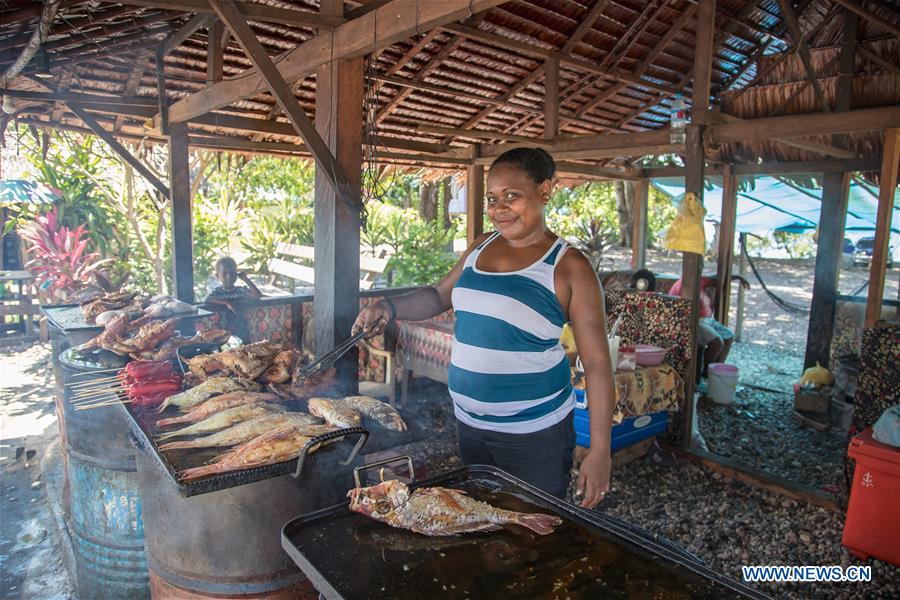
xmin=776 ymin=0 xmax=831 ymax=112
xmin=708 ymin=105 xmax=900 ymax=143
xmin=561 ymin=0 xmax=610 ymax=55
xmin=831 ymin=0 xmax=900 ymax=39
xmin=112 ymin=0 xmax=346 ymax=29
xmin=207 ymin=20 xmax=224 ymax=85
xmin=375 ymin=32 xmax=466 ymax=125
xmin=865 ymin=127 xmax=900 ymax=327
xmin=858 ymin=44 xmax=900 ymax=76
xmin=372 ymin=29 xmax=442 ymax=95
xmin=209 ymin=0 xmax=359 ymax=210
xmin=160 ymin=13 xmax=210 ymax=56
xmin=115 ymin=50 xmax=150 ymax=132
xmin=168 ymin=0 xmax=509 ymax=123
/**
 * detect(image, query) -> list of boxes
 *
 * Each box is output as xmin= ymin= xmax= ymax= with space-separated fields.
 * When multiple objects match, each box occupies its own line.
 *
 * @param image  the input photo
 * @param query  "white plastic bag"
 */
xmin=872 ymin=405 xmax=900 ymax=447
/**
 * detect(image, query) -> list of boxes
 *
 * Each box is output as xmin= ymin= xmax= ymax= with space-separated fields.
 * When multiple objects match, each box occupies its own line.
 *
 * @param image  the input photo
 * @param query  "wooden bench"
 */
xmin=267 ymin=242 xmax=391 ymax=292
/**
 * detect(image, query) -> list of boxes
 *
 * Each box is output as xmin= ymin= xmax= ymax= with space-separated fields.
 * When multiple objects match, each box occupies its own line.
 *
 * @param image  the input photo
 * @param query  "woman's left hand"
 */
xmin=576 ymin=447 xmax=611 ymax=509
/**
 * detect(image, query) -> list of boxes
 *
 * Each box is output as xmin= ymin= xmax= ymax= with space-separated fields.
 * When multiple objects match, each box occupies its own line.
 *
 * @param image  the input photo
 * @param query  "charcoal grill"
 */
xmin=121 ymin=395 xmax=427 ymax=497
xmin=282 ymin=464 xmax=768 ymax=599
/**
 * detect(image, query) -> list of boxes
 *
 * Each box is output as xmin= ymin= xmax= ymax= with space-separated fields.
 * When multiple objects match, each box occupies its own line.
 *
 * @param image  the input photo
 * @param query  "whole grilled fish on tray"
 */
xmin=156 ymin=391 xmax=280 ymax=427
xmin=308 ymin=397 xmax=362 ymax=428
xmin=160 ymin=415 xmax=331 ymax=451
xmin=180 ymin=424 xmax=330 ymax=480
xmin=156 ymin=377 xmax=260 ymax=413
xmin=349 ymin=479 xmax=562 ymax=536
xmin=155 ymin=402 xmax=287 ymax=441
xmin=340 ymin=396 xmax=406 ymax=432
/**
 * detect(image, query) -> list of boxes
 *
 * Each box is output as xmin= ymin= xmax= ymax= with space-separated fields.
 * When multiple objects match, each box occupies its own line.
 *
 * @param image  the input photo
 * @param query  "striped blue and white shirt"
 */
xmin=449 ymin=232 xmax=574 ymax=434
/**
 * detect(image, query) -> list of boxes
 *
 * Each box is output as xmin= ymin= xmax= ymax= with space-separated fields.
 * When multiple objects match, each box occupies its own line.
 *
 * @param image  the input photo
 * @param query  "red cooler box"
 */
xmin=841 ymin=428 xmax=900 ymax=566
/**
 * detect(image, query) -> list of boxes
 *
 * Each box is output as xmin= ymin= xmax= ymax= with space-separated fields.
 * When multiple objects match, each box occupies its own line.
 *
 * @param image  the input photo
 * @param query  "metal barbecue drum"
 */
xmin=58 ymin=348 xmax=149 ymax=599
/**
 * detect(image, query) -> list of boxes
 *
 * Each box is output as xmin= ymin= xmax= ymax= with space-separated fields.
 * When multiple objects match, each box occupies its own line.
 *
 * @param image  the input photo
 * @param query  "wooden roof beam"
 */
xmin=443 ymin=23 xmax=678 ymax=97
xmin=775 ymin=0 xmax=831 ymax=113
xmin=112 ymin=0 xmax=346 ymax=29
xmin=832 ymin=0 xmax=900 ymax=39
xmin=160 ymin=13 xmax=211 ymax=55
xmin=209 ymin=0 xmax=359 ymax=210
xmin=168 ymin=0 xmax=509 ymax=123
xmin=858 ymin=44 xmax=900 ymax=76
xmin=707 ymin=105 xmax=900 ymax=143
xmin=560 ymin=0 xmax=610 ymax=55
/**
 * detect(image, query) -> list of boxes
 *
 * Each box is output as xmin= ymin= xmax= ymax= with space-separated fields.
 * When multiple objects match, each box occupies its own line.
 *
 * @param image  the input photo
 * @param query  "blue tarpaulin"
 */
xmin=652 ymin=176 xmax=900 ymax=236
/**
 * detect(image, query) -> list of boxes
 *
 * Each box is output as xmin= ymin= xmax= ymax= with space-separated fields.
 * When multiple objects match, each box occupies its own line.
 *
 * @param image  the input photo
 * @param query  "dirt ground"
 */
xmin=0 ymin=342 xmax=73 ymax=599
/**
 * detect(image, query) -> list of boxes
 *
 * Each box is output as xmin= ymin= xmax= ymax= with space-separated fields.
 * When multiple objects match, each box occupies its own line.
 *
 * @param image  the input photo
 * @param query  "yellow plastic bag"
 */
xmin=560 ymin=323 xmax=577 ymax=356
xmin=664 ymin=192 xmax=707 ymax=255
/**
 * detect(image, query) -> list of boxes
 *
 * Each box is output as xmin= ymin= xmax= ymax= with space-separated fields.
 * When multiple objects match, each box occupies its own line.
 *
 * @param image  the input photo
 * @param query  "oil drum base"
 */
xmin=69 ymin=453 xmax=149 ymax=599
xmin=149 ymin=568 xmax=316 ymax=599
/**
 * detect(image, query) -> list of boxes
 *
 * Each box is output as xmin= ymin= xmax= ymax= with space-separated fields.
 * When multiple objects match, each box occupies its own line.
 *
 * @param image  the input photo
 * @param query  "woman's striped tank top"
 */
xmin=449 ymin=232 xmax=575 ymax=434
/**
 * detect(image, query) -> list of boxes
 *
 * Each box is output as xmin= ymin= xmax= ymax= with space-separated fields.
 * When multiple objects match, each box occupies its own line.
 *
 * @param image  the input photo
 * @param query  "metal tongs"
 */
xmin=295 ymin=317 xmax=384 ymax=379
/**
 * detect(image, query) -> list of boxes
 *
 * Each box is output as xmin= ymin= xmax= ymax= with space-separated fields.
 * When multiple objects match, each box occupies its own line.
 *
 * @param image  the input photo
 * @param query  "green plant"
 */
xmin=20 ymin=131 xmax=126 ymax=257
xmin=240 ymin=198 xmax=314 ymax=276
xmin=18 ymin=208 xmax=114 ymax=302
xmin=570 ymin=217 xmax=618 ymax=271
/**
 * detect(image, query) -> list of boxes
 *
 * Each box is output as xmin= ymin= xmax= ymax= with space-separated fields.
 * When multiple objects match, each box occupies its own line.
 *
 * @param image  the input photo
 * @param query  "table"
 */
xmin=0 ymin=270 xmax=38 ymax=343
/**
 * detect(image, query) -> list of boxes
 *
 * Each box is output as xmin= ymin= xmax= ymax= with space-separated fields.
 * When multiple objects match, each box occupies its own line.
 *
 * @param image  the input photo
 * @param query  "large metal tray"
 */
xmin=42 ymin=303 xmax=213 ymax=333
xmin=282 ymin=466 xmax=769 ymax=600
xmin=121 ymin=397 xmax=425 ymax=498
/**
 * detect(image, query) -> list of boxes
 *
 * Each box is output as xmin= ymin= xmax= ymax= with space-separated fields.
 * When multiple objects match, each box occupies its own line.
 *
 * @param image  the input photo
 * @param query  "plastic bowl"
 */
xmin=634 ymin=344 xmax=667 ymax=367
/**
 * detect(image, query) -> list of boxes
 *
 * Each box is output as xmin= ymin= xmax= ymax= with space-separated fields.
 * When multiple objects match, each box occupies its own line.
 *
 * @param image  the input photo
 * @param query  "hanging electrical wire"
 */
xmin=740 ymin=235 xmax=810 ymax=315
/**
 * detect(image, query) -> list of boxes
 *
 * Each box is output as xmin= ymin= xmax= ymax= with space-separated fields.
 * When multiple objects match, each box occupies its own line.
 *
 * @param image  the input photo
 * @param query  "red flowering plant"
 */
xmin=18 ymin=208 xmax=114 ymax=302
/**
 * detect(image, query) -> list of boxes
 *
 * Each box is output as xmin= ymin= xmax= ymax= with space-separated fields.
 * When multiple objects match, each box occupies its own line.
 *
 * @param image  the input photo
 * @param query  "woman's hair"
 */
xmin=215 ymin=256 xmax=237 ymax=272
xmin=489 ymin=147 xmax=556 ymax=184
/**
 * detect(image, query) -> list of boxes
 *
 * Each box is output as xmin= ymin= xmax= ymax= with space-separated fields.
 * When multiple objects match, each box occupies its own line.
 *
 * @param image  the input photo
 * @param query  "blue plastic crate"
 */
xmin=573 ymin=389 xmax=669 ymax=450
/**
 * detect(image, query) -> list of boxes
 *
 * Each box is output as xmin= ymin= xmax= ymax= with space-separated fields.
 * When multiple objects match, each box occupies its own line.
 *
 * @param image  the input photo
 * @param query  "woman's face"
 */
xmin=485 ymin=163 xmax=551 ymax=241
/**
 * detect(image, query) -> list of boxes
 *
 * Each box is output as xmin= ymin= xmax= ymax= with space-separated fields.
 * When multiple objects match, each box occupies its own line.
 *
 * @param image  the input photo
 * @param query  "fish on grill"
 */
xmin=339 ymin=396 xmax=406 ymax=432
xmin=180 ymin=425 xmax=323 ymax=480
xmin=308 ymin=397 xmax=361 ymax=428
xmin=155 ymin=403 xmax=287 ymax=441
xmin=156 ymin=377 xmax=260 ymax=413
xmin=156 ymin=391 xmax=280 ymax=427
xmin=348 ymin=479 xmax=562 ymax=536
xmin=259 ymin=350 xmax=301 ymax=384
xmin=159 ymin=416 xmax=332 ymax=451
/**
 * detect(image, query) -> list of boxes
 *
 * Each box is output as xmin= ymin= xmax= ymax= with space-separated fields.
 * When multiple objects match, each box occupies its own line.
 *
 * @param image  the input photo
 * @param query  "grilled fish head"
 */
xmin=348 ymin=479 xmax=410 ymax=520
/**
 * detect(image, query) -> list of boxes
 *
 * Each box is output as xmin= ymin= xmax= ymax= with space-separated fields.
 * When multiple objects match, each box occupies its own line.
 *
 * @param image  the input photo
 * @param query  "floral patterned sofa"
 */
xmin=394 ymin=289 xmax=693 ymax=423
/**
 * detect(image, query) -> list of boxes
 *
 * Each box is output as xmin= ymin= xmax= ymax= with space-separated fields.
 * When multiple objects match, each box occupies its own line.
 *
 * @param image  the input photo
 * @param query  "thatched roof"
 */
xmin=1 ymin=0 xmax=898 ymax=174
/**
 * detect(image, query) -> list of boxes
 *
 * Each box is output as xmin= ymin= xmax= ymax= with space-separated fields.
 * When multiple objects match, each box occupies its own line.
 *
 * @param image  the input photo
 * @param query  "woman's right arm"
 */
xmin=352 ymin=233 xmax=492 ymax=336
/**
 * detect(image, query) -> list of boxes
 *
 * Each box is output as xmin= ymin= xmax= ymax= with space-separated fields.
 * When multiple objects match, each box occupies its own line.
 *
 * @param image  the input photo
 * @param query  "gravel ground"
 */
xmin=595 ymin=458 xmax=899 ymax=599
xmin=697 ymin=383 xmax=847 ymax=490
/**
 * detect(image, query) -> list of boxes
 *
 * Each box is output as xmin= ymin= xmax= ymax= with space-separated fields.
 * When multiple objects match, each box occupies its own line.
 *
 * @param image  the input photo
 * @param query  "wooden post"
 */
xmin=715 ymin=166 xmax=737 ymax=325
xmin=681 ymin=0 xmax=715 ymax=449
xmin=630 ymin=178 xmax=648 ymax=269
xmin=865 ymin=128 xmax=900 ymax=328
xmin=466 ymin=155 xmax=485 ymax=246
xmin=803 ymin=9 xmax=857 ymax=367
xmin=207 ymin=20 xmax=224 ymax=85
xmin=543 ymin=56 xmax=559 ymax=140
xmin=804 ymin=171 xmax=850 ymax=369
xmin=313 ymin=0 xmax=363 ymax=390
xmin=168 ymin=121 xmax=193 ymax=302
xmin=735 ymin=233 xmax=747 ymax=342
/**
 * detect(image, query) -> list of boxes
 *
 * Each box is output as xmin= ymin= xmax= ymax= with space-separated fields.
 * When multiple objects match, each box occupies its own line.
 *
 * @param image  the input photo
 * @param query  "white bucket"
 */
xmin=708 ymin=363 xmax=739 ymax=405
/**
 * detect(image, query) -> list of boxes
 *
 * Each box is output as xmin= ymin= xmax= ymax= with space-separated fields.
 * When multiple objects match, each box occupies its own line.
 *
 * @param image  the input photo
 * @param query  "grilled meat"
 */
xmin=308 ymin=397 xmax=361 ymax=428
xmin=340 ymin=396 xmax=406 ymax=432
xmin=185 ymin=341 xmax=284 ymax=381
xmin=156 ymin=403 xmax=286 ymax=441
xmin=160 ymin=414 xmax=331 ymax=450
xmin=348 ymin=479 xmax=562 ymax=536
xmin=180 ymin=425 xmax=321 ymax=480
xmin=259 ymin=350 xmax=300 ymax=384
xmin=156 ymin=377 xmax=260 ymax=413
xmin=156 ymin=391 xmax=280 ymax=427
xmin=290 ymin=367 xmax=337 ymax=397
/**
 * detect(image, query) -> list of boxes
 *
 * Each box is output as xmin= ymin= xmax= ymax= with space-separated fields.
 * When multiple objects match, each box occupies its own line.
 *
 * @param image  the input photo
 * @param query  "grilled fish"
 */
xmin=348 ymin=479 xmax=562 ymax=536
xmin=180 ymin=425 xmax=321 ymax=480
xmin=155 ymin=403 xmax=286 ymax=441
xmin=156 ymin=391 xmax=280 ymax=427
xmin=156 ymin=377 xmax=260 ymax=413
xmin=308 ymin=397 xmax=361 ymax=428
xmin=340 ymin=396 xmax=406 ymax=432
xmin=160 ymin=416 xmax=331 ymax=451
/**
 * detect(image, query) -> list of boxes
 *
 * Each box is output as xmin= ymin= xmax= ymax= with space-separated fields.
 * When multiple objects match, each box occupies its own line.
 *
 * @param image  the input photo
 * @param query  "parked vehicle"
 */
xmin=851 ymin=237 xmax=894 ymax=268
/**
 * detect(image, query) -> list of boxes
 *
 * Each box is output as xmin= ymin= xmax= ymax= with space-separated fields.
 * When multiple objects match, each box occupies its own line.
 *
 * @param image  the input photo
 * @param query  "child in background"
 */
xmin=204 ymin=257 xmax=262 ymax=342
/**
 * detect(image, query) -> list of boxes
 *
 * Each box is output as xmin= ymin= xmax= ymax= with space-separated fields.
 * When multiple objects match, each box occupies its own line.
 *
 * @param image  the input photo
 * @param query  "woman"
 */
xmin=353 ymin=148 xmax=614 ymax=508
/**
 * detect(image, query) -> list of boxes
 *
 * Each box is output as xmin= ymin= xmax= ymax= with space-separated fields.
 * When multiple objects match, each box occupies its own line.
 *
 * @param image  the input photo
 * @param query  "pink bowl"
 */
xmin=634 ymin=344 xmax=667 ymax=367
